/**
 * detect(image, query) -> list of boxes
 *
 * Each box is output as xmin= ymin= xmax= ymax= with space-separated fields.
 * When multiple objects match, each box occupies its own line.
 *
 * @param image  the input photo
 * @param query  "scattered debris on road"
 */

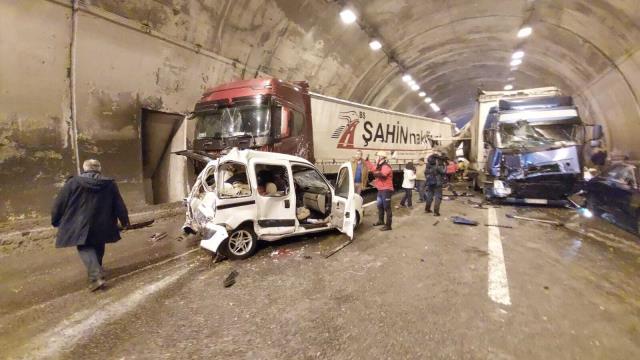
xmin=433 ymin=220 xmax=440 ymax=226
xmin=323 ymin=240 xmax=353 ymax=258
xmin=506 ymin=213 xmax=563 ymax=226
xmin=484 ymin=224 xmax=513 ymax=229
xmin=452 ymin=216 xmax=479 ymax=226
xmin=223 ymin=270 xmax=238 ymax=288
xmin=149 ymin=232 xmax=167 ymax=242
xmin=122 ymin=219 xmax=155 ymax=231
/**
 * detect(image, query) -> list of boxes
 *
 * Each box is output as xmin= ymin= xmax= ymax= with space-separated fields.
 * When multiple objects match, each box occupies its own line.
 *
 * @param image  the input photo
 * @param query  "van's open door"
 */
xmin=331 ymin=162 xmax=356 ymax=239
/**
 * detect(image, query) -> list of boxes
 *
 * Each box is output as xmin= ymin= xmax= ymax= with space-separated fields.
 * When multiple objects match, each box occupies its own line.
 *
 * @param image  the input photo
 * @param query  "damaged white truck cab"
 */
xmin=182 ymin=148 xmax=363 ymax=259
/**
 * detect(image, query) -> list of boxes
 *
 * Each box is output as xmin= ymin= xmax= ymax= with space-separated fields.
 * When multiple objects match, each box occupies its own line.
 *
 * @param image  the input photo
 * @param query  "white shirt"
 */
xmin=402 ymin=168 xmax=416 ymax=189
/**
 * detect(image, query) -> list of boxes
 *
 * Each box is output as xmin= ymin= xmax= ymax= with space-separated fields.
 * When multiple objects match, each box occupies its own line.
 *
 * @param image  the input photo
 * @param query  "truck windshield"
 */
xmin=498 ymin=121 xmax=581 ymax=149
xmin=195 ymin=103 xmax=270 ymax=139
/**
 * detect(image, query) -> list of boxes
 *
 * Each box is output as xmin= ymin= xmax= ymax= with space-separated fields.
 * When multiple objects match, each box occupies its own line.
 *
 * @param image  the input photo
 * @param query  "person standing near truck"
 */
xmin=399 ymin=162 xmax=416 ymax=208
xmin=365 ymin=151 xmax=394 ymax=231
xmin=425 ymin=152 xmax=446 ymax=217
xmin=415 ymin=158 xmax=427 ymax=203
xmin=351 ymin=150 xmax=369 ymax=195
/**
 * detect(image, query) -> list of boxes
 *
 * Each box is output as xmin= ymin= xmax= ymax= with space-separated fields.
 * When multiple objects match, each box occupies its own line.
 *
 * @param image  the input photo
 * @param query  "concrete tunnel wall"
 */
xmin=0 ymin=0 xmax=639 ymax=222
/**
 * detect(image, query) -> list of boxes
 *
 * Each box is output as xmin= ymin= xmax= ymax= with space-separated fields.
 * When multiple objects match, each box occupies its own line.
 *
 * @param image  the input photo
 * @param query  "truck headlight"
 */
xmin=493 ymin=180 xmax=511 ymax=197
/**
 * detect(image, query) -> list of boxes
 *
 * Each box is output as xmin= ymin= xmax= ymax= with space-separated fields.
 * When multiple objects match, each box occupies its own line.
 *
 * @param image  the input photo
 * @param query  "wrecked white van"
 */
xmin=181 ymin=148 xmax=363 ymax=259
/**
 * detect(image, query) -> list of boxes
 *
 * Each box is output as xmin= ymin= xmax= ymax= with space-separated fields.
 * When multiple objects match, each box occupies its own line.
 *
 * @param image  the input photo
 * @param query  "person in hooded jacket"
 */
xmin=51 ymin=159 xmax=130 ymax=291
xmin=424 ymin=152 xmax=446 ymax=216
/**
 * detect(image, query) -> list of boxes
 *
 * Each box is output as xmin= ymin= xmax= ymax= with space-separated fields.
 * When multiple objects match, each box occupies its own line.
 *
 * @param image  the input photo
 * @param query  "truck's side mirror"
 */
xmin=591 ymin=124 xmax=603 ymax=141
xmin=281 ymin=108 xmax=291 ymax=138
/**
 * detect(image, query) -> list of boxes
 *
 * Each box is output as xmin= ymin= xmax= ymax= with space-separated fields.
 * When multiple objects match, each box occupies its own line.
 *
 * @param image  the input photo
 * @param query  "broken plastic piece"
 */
xmin=223 ymin=270 xmax=238 ymax=288
xmin=451 ymin=216 xmax=479 ymax=226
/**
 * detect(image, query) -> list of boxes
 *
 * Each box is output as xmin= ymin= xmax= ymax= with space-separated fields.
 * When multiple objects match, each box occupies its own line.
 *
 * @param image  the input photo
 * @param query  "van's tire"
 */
xmin=355 ymin=211 xmax=361 ymax=230
xmin=221 ymin=225 xmax=258 ymax=260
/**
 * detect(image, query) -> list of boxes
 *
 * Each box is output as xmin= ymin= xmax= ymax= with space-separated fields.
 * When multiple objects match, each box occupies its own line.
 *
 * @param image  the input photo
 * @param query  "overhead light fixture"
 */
xmin=504 ymin=84 xmax=514 ymax=90
xmin=411 ymin=84 xmax=420 ymax=91
xmin=510 ymin=67 xmax=518 ymax=71
xmin=424 ymin=97 xmax=432 ymax=103
xmin=517 ymin=26 xmax=532 ymax=38
xmin=510 ymin=59 xmax=522 ymax=66
xmin=369 ymin=40 xmax=382 ymax=50
xmin=340 ymin=9 xmax=357 ymax=24
xmin=402 ymin=74 xmax=412 ymax=83
xmin=512 ymin=50 xmax=524 ymax=59
xmin=430 ymin=103 xmax=440 ymax=112
xmin=418 ymin=91 xmax=426 ymax=97
xmin=444 ymin=117 xmax=451 ymax=123
xmin=507 ymin=77 xmax=516 ymax=81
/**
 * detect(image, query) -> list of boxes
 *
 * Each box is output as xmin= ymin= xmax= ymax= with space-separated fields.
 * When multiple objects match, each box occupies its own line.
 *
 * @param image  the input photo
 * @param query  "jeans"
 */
xmin=400 ymin=188 xmax=413 ymax=207
xmin=425 ymin=185 xmax=443 ymax=214
xmin=376 ymin=189 xmax=393 ymax=227
xmin=77 ymin=242 xmax=105 ymax=282
xmin=415 ymin=180 xmax=426 ymax=201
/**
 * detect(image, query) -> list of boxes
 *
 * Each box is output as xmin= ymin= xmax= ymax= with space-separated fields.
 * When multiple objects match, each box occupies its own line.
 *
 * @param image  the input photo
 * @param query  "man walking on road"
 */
xmin=366 ymin=151 xmax=394 ymax=231
xmin=51 ymin=159 xmax=130 ymax=291
xmin=425 ymin=151 xmax=446 ymax=217
xmin=351 ymin=150 xmax=369 ymax=195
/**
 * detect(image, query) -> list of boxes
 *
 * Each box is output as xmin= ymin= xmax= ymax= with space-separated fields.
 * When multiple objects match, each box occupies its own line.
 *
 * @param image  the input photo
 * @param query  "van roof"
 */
xmin=219 ymin=148 xmax=313 ymax=166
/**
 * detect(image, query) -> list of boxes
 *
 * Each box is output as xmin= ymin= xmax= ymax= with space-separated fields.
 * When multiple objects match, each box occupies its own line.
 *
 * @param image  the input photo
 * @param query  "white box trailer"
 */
xmin=309 ymin=92 xmax=455 ymax=174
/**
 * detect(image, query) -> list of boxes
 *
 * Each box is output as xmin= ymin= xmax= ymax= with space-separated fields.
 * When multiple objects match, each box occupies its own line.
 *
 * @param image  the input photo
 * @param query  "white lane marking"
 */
xmin=20 ymin=266 xmax=190 ymax=359
xmin=363 ymin=201 xmax=377 ymax=208
xmin=487 ymin=207 xmax=511 ymax=306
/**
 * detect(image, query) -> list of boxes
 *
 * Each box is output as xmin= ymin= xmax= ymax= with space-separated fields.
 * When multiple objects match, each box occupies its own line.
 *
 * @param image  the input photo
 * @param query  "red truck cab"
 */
xmin=192 ymin=78 xmax=315 ymax=162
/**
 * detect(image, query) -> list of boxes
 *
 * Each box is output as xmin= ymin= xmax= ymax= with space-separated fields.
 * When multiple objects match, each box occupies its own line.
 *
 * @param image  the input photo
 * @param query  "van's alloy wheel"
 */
xmin=223 ymin=226 xmax=258 ymax=260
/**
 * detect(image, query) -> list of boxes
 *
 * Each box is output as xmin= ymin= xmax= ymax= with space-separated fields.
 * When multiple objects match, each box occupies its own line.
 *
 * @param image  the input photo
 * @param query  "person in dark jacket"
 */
xmin=424 ymin=151 xmax=446 ymax=216
xmin=51 ymin=159 xmax=130 ymax=291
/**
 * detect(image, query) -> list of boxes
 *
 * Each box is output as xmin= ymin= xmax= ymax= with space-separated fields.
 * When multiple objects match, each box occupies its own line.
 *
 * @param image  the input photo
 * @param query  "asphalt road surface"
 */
xmin=1 ymin=190 xmax=639 ymax=359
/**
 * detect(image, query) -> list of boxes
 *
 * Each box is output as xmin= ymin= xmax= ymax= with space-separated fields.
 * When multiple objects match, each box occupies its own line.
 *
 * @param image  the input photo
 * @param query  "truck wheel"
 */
xmin=354 ymin=211 xmax=361 ymax=230
xmin=221 ymin=226 xmax=258 ymax=260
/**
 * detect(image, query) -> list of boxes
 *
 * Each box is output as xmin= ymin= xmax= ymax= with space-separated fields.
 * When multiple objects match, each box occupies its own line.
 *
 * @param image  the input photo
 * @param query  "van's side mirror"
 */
xmin=591 ymin=124 xmax=603 ymax=141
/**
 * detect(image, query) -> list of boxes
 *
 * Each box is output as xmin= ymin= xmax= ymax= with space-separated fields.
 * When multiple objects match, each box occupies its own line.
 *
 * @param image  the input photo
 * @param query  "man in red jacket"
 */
xmin=365 ymin=151 xmax=394 ymax=231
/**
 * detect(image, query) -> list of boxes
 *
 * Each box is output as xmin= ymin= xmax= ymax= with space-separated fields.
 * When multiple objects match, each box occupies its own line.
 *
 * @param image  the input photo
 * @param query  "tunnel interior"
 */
xmin=0 ymin=0 xmax=639 ymax=221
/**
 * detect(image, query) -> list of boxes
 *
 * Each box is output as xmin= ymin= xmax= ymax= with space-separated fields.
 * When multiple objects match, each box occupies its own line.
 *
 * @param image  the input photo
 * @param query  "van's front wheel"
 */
xmin=222 ymin=226 xmax=258 ymax=260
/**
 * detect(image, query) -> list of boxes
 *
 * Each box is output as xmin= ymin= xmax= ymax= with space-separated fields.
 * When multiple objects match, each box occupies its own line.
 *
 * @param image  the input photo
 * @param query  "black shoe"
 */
xmin=380 ymin=226 xmax=392 ymax=231
xmin=373 ymin=221 xmax=385 ymax=226
xmin=425 ymin=209 xmax=432 ymax=213
xmin=89 ymin=278 xmax=106 ymax=292
xmin=434 ymin=212 xmax=440 ymax=217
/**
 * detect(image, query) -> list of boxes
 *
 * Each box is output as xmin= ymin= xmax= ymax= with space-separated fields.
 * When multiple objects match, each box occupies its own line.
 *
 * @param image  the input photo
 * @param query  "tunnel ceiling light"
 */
xmin=418 ymin=91 xmax=426 ymax=97
xmin=517 ymin=26 xmax=532 ymax=38
xmin=411 ymin=84 xmax=420 ymax=91
xmin=512 ymin=50 xmax=525 ymax=59
xmin=424 ymin=97 xmax=432 ymax=103
xmin=510 ymin=59 xmax=522 ymax=66
xmin=402 ymin=74 xmax=413 ymax=83
xmin=507 ymin=76 xmax=516 ymax=81
xmin=369 ymin=40 xmax=382 ymax=50
xmin=340 ymin=9 xmax=357 ymax=24
xmin=444 ymin=117 xmax=451 ymax=123
xmin=504 ymin=84 xmax=514 ymax=90
xmin=510 ymin=66 xmax=519 ymax=72
xmin=430 ymin=103 xmax=440 ymax=112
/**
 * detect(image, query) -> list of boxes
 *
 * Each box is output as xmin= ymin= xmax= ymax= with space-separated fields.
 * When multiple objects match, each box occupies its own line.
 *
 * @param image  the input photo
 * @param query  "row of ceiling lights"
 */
xmin=339 ymin=8 xmax=451 ymax=123
xmin=504 ymin=26 xmax=533 ymax=90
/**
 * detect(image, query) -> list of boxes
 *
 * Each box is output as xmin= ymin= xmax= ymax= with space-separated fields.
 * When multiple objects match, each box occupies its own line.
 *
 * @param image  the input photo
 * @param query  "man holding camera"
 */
xmin=424 ymin=151 xmax=446 ymax=216
xmin=365 ymin=151 xmax=394 ymax=231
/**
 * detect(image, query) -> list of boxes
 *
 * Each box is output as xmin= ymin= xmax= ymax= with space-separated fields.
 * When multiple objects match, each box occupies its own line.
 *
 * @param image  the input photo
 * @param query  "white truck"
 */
xmin=466 ymin=87 xmax=601 ymax=204
xmin=183 ymin=78 xmax=455 ymax=176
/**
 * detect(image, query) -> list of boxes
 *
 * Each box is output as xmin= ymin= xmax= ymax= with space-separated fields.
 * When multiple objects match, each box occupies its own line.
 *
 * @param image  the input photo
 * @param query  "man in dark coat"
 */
xmin=424 ymin=151 xmax=446 ymax=216
xmin=52 ymin=159 xmax=130 ymax=291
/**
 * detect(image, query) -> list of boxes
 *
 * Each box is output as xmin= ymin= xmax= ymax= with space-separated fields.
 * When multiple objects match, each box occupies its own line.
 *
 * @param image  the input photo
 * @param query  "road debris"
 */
xmin=323 ymin=239 xmax=353 ymax=258
xmin=149 ymin=232 xmax=167 ymax=242
xmin=433 ymin=220 xmax=440 ymax=226
xmin=484 ymin=224 xmax=513 ymax=229
xmin=122 ymin=219 xmax=155 ymax=231
xmin=506 ymin=213 xmax=563 ymax=226
xmin=452 ymin=216 xmax=479 ymax=226
xmin=223 ymin=270 xmax=238 ymax=288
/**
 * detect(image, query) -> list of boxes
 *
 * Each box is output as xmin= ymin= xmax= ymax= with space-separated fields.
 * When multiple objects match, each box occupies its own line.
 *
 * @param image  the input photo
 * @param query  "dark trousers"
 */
xmin=425 ymin=185 xmax=443 ymax=214
xmin=415 ymin=180 xmax=426 ymax=201
xmin=400 ymin=188 xmax=413 ymax=207
xmin=77 ymin=242 xmax=105 ymax=282
xmin=376 ymin=189 xmax=393 ymax=227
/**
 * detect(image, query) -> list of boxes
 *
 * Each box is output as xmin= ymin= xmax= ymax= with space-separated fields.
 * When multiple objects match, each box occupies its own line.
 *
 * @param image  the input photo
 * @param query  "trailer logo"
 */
xmin=331 ymin=111 xmax=364 ymax=149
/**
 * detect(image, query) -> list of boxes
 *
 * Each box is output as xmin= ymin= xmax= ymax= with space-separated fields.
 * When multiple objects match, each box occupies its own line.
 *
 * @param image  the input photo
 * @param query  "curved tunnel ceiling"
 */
xmin=82 ymin=0 xmax=640 ymax=154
